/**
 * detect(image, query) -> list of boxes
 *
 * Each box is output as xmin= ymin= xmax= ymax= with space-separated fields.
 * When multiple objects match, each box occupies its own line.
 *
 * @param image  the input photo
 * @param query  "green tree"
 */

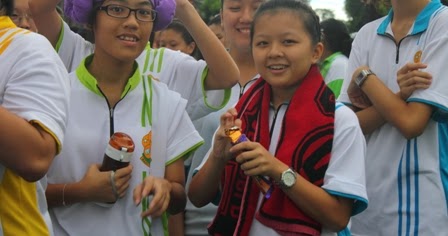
xmin=345 ymin=0 xmax=390 ymax=33
xmin=197 ymin=0 xmax=221 ymax=22
xmin=315 ymin=8 xmax=335 ymax=21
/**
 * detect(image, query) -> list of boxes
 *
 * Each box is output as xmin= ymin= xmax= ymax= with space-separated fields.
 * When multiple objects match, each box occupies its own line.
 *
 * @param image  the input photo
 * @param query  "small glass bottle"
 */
xmin=100 ymin=132 xmax=135 ymax=172
xmin=225 ymin=126 xmax=274 ymax=199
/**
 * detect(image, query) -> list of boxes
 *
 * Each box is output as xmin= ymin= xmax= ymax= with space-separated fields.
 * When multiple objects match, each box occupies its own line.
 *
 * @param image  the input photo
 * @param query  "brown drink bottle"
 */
xmin=100 ymin=132 xmax=135 ymax=172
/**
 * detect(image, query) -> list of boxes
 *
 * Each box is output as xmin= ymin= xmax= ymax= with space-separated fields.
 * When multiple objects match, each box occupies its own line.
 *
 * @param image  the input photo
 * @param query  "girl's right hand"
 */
xmin=211 ymin=108 xmax=241 ymax=164
xmin=79 ymin=164 xmax=133 ymax=203
xmin=397 ymin=63 xmax=432 ymax=100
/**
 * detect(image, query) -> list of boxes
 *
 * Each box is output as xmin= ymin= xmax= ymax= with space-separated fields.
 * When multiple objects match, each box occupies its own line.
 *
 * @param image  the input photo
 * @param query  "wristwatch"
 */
xmin=278 ymin=168 xmax=297 ymax=189
xmin=355 ymin=69 xmax=375 ymax=88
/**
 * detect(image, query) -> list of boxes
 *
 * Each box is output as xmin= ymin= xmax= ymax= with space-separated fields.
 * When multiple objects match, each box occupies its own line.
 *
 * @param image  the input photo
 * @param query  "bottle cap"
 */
xmin=109 ymin=132 xmax=135 ymax=152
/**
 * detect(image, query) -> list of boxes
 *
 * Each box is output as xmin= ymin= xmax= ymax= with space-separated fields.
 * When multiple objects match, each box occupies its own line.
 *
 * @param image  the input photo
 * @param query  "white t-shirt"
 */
xmin=0 ymin=18 xmax=70 ymax=236
xmin=338 ymin=2 xmax=448 ymax=235
xmin=196 ymin=102 xmax=368 ymax=236
xmin=57 ymin=22 xmax=230 ymax=121
xmin=47 ymin=58 xmax=203 ymax=236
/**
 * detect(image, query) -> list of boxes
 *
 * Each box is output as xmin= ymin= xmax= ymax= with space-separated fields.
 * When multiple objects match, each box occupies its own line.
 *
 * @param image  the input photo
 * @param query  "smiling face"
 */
xmin=221 ymin=0 xmax=263 ymax=52
xmin=251 ymin=10 xmax=322 ymax=95
xmin=93 ymin=0 xmax=154 ymax=63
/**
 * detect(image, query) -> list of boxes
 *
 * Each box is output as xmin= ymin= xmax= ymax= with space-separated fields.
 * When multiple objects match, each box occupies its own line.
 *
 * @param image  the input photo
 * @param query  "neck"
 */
xmin=271 ymin=86 xmax=297 ymax=110
xmin=390 ymin=0 xmax=430 ymax=42
xmin=392 ymin=0 xmax=430 ymax=20
xmin=88 ymin=52 xmax=135 ymax=86
xmin=229 ymin=47 xmax=258 ymax=86
xmin=88 ymin=52 xmax=136 ymax=107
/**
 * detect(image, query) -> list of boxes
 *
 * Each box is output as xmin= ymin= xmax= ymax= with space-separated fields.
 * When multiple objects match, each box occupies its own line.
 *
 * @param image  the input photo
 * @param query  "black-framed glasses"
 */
xmin=98 ymin=5 xmax=157 ymax=22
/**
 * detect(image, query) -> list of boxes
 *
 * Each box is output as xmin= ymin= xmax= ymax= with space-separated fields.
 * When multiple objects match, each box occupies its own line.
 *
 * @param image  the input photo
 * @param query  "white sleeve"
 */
xmin=57 ymin=21 xmax=94 ymax=72
xmin=408 ymin=10 xmax=448 ymax=115
xmin=4 ymin=33 xmax=70 ymax=147
xmin=142 ymin=48 xmax=231 ymax=120
xmin=154 ymin=84 xmax=204 ymax=164
xmin=321 ymin=104 xmax=368 ymax=216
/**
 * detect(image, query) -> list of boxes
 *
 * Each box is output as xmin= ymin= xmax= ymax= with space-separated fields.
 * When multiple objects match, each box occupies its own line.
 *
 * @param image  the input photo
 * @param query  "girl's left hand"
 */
xmin=348 ymin=66 xmax=373 ymax=109
xmin=230 ymin=141 xmax=285 ymax=179
xmin=133 ymin=176 xmax=172 ymax=218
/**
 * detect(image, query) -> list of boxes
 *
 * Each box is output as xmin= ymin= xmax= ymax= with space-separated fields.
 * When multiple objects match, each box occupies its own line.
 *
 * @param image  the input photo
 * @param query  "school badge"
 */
xmin=140 ymin=131 xmax=152 ymax=168
xmin=414 ymin=50 xmax=422 ymax=63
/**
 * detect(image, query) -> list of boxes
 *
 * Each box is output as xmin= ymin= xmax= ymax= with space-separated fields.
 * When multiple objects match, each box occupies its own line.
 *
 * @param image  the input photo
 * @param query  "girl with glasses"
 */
xmin=43 ymin=0 xmax=207 ymax=235
xmin=29 ymin=0 xmax=238 ymax=121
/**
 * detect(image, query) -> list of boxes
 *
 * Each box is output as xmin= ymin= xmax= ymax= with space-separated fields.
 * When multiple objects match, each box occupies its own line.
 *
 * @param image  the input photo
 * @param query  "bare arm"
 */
xmin=168 ymin=212 xmax=184 ymax=236
xmin=349 ymin=64 xmax=433 ymax=139
xmin=29 ymin=0 xmax=62 ymax=48
xmin=232 ymin=142 xmax=353 ymax=232
xmin=188 ymin=109 xmax=237 ymax=207
xmin=351 ymin=106 xmax=386 ymax=135
xmin=0 ymin=110 xmax=56 ymax=182
xmin=175 ymin=0 xmax=239 ymax=90
xmin=165 ymin=158 xmax=187 ymax=214
xmin=188 ymin=150 xmax=227 ymax=207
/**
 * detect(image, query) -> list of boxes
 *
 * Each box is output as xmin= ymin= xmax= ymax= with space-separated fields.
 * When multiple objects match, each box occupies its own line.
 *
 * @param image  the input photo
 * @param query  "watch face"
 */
xmin=283 ymin=171 xmax=296 ymax=187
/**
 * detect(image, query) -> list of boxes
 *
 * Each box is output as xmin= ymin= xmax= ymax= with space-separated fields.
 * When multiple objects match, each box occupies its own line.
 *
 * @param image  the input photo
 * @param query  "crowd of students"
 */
xmin=1 ymin=0 xmax=447 ymax=235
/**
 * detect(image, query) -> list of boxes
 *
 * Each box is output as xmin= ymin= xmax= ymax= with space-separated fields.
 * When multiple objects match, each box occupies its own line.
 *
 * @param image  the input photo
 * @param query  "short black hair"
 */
xmin=208 ymin=14 xmax=221 ymax=26
xmin=251 ymin=0 xmax=321 ymax=45
xmin=0 ymin=0 xmax=14 ymax=16
xmin=163 ymin=19 xmax=195 ymax=45
xmin=321 ymin=18 xmax=352 ymax=57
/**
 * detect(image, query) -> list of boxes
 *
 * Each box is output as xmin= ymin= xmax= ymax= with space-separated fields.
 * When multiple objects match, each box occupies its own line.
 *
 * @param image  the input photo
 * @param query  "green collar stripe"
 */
xmin=141 ymin=75 xmax=153 ymax=127
xmin=76 ymin=55 xmax=142 ymax=98
xmin=55 ymin=17 xmax=64 ymax=53
xmin=156 ymin=48 xmax=165 ymax=73
xmin=141 ymin=171 xmax=152 ymax=236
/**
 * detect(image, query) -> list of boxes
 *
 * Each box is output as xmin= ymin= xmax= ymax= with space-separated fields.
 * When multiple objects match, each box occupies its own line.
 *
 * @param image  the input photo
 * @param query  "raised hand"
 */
xmin=211 ymin=108 xmax=242 ymax=164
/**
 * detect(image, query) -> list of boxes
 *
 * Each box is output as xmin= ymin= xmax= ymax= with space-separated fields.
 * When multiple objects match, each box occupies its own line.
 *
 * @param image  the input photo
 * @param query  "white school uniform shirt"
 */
xmin=196 ymin=102 xmax=368 ymax=236
xmin=0 ymin=17 xmax=69 ymax=236
xmin=338 ymin=1 xmax=448 ymax=235
xmin=184 ymin=76 xmax=259 ymax=236
xmin=47 ymin=57 xmax=204 ymax=236
xmin=57 ymin=21 xmax=230 ymax=121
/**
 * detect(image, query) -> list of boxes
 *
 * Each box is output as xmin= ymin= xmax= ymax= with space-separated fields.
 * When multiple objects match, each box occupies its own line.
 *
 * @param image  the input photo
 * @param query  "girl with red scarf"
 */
xmin=189 ymin=1 xmax=368 ymax=235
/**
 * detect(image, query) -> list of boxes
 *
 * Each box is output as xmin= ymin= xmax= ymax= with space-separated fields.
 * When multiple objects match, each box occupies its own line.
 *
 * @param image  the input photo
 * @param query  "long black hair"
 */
xmin=0 ymin=0 xmax=14 ymax=16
